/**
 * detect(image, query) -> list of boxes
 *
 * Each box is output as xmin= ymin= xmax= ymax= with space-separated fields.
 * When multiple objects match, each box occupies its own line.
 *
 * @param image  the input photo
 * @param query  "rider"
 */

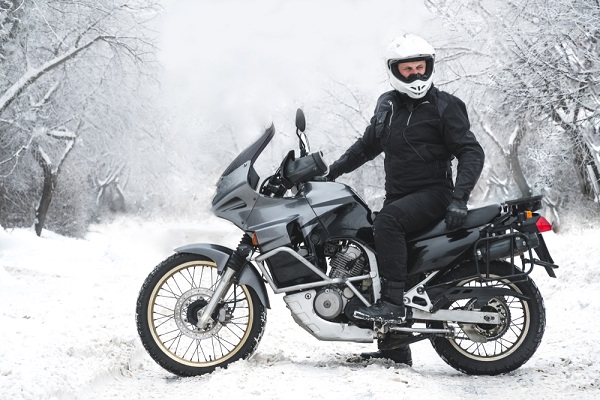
xmin=325 ymin=34 xmax=485 ymax=365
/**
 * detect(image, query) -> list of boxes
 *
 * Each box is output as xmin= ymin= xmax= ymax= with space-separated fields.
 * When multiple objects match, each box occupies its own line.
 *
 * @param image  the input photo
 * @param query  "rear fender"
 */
xmin=175 ymin=243 xmax=270 ymax=309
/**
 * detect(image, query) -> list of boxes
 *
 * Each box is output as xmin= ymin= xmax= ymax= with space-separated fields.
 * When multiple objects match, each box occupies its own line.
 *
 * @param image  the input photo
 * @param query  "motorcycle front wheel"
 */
xmin=136 ymin=252 xmax=267 ymax=376
xmin=430 ymin=260 xmax=545 ymax=375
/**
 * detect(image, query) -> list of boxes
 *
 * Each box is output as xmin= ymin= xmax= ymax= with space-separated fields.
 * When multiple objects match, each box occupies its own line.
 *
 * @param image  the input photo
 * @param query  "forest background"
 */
xmin=0 ymin=0 xmax=598 ymax=237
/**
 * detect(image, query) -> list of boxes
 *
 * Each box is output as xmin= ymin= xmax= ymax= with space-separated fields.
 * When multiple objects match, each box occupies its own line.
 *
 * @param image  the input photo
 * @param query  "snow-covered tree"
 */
xmin=426 ymin=0 xmax=600 ymax=221
xmin=0 ymin=0 xmax=161 ymax=236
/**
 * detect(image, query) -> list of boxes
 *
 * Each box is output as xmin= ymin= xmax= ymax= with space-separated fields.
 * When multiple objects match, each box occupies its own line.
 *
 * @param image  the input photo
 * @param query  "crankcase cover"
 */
xmin=314 ymin=288 xmax=344 ymax=320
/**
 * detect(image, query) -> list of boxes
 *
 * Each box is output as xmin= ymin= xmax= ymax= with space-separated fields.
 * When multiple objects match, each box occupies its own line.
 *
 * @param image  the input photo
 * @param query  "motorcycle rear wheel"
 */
xmin=430 ymin=260 xmax=545 ymax=375
xmin=136 ymin=253 xmax=267 ymax=376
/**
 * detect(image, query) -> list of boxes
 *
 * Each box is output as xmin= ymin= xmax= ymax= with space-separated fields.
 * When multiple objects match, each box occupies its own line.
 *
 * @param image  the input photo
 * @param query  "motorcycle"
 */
xmin=136 ymin=109 xmax=558 ymax=376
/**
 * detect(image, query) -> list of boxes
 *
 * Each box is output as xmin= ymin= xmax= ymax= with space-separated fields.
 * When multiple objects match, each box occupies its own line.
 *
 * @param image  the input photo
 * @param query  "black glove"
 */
xmin=311 ymin=165 xmax=337 ymax=181
xmin=445 ymin=198 xmax=468 ymax=229
xmin=312 ymin=175 xmax=331 ymax=182
xmin=325 ymin=163 xmax=342 ymax=181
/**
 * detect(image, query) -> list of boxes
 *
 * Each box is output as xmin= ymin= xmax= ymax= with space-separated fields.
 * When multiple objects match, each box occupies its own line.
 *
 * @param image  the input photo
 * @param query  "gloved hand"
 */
xmin=313 ymin=165 xmax=339 ymax=182
xmin=445 ymin=198 xmax=468 ymax=229
xmin=312 ymin=175 xmax=331 ymax=182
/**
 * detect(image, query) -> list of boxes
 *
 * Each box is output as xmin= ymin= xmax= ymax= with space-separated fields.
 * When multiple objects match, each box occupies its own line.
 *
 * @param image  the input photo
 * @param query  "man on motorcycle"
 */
xmin=325 ymin=34 xmax=485 ymax=364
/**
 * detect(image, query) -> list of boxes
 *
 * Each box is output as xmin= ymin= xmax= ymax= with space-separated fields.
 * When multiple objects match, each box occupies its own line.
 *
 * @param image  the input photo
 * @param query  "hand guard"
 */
xmin=445 ymin=198 xmax=468 ymax=229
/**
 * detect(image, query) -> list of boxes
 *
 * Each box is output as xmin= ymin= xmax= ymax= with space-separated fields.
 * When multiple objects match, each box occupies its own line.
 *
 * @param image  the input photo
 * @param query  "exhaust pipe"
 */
xmin=476 ymin=232 xmax=539 ymax=262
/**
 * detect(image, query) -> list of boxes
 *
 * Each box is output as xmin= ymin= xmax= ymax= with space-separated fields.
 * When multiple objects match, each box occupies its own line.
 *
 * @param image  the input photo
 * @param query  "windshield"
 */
xmin=220 ymin=124 xmax=275 ymax=178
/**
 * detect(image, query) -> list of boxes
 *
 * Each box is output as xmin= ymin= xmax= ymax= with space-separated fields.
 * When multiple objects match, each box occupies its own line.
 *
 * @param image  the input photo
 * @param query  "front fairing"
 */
xmin=211 ymin=125 xmax=274 ymax=227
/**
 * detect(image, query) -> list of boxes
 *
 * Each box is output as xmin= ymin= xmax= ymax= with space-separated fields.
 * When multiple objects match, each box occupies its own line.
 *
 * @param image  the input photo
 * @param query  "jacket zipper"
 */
xmin=406 ymin=100 xmax=429 ymax=126
xmin=403 ymin=101 xmax=428 ymax=162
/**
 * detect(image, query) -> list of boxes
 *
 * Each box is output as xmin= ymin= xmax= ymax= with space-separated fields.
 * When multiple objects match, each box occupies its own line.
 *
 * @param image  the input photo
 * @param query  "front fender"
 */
xmin=175 ymin=243 xmax=270 ymax=309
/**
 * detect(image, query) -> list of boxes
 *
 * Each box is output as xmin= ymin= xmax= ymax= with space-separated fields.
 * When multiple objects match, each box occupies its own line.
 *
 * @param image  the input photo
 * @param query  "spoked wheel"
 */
xmin=136 ymin=253 xmax=267 ymax=376
xmin=430 ymin=261 xmax=545 ymax=375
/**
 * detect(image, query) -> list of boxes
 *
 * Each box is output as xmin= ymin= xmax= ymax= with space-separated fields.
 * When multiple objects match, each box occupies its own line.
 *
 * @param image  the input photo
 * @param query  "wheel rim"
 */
xmin=147 ymin=260 xmax=254 ymax=367
xmin=444 ymin=276 xmax=530 ymax=362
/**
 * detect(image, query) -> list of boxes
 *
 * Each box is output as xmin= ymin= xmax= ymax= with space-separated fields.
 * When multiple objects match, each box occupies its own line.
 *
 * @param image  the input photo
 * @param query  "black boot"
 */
xmin=360 ymin=345 xmax=412 ymax=366
xmin=377 ymin=332 xmax=414 ymax=351
xmin=353 ymin=280 xmax=405 ymax=322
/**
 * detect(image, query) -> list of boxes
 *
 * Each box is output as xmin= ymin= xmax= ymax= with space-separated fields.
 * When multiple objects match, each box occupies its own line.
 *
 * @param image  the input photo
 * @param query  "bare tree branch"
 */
xmin=0 ymin=34 xmax=115 ymax=116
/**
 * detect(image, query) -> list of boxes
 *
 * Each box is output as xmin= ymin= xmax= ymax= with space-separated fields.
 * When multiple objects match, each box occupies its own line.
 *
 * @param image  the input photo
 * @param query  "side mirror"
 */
xmin=295 ymin=108 xmax=310 ymax=157
xmin=295 ymin=108 xmax=306 ymax=132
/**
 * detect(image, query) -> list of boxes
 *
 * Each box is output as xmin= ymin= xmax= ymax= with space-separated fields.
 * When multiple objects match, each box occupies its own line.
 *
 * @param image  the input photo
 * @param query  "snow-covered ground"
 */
xmin=1 ymin=215 xmax=599 ymax=400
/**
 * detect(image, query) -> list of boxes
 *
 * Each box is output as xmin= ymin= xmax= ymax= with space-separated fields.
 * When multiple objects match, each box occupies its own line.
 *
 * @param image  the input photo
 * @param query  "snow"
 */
xmin=1 ymin=216 xmax=599 ymax=400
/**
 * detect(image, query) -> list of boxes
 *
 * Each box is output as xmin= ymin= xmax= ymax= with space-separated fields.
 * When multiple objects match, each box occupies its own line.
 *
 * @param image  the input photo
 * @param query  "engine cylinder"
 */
xmin=329 ymin=246 xmax=365 ymax=279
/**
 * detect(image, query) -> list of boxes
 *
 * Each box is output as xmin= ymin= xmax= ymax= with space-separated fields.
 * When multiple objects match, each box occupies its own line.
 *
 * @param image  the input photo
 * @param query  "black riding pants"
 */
xmin=373 ymin=186 xmax=452 ymax=282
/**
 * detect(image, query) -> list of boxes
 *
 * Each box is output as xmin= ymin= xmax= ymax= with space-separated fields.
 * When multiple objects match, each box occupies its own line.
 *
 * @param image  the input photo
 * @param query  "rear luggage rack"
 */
xmin=474 ymin=231 xmax=536 ymax=281
xmin=473 ymin=194 xmax=558 ymax=281
xmin=502 ymin=195 xmax=543 ymax=214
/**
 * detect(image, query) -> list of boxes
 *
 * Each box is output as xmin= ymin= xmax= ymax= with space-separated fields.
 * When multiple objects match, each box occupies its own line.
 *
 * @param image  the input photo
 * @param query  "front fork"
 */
xmin=195 ymin=267 xmax=236 ymax=330
xmin=195 ymin=235 xmax=254 ymax=331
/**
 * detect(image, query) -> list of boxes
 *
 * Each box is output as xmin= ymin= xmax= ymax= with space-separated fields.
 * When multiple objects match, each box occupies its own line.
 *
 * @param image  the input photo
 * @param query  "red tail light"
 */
xmin=535 ymin=216 xmax=553 ymax=232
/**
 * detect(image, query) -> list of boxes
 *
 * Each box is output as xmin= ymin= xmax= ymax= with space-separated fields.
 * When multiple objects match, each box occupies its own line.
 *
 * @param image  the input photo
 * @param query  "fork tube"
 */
xmin=195 ymin=267 xmax=236 ymax=330
xmin=195 ymin=235 xmax=253 ymax=330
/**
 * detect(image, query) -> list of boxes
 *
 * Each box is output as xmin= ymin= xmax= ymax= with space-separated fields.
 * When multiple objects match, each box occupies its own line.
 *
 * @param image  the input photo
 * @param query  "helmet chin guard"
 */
xmin=385 ymin=34 xmax=435 ymax=99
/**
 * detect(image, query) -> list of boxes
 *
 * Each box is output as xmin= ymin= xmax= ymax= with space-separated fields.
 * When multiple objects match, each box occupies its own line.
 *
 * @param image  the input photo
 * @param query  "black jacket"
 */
xmin=329 ymin=86 xmax=484 ymax=201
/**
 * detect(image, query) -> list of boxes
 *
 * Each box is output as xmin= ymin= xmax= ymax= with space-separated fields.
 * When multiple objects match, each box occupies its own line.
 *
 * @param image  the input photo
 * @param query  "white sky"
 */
xmin=158 ymin=0 xmax=439 ymax=129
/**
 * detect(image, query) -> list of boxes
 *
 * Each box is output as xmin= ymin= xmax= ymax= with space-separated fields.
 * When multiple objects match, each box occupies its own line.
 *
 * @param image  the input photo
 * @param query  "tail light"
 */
xmin=535 ymin=216 xmax=553 ymax=232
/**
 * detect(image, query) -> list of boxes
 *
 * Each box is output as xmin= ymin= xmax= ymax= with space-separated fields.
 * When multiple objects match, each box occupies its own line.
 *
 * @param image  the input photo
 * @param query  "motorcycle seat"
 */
xmin=408 ymin=203 xmax=502 ymax=242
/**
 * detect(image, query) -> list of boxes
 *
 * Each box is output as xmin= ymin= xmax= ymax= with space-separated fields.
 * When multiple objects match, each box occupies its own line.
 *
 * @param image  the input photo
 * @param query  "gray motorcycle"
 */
xmin=136 ymin=109 xmax=558 ymax=376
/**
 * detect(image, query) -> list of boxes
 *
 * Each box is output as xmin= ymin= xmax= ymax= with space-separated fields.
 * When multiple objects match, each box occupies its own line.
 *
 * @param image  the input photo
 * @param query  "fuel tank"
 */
xmin=302 ymin=182 xmax=375 ymax=246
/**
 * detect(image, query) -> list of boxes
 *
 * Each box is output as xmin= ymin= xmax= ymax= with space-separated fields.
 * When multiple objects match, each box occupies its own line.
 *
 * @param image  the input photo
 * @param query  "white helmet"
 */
xmin=385 ymin=34 xmax=435 ymax=99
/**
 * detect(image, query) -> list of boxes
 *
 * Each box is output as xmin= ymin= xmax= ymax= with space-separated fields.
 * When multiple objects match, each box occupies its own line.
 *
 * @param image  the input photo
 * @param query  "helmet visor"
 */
xmin=389 ymin=57 xmax=434 ymax=84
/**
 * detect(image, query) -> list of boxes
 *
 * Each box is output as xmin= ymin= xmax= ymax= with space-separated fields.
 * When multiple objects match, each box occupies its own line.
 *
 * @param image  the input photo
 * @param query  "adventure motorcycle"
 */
xmin=136 ymin=109 xmax=559 ymax=376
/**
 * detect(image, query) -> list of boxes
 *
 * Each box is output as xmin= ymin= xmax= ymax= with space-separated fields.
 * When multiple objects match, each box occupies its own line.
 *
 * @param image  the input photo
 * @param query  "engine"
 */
xmin=313 ymin=244 xmax=368 ymax=320
xmin=329 ymin=245 xmax=366 ymax=279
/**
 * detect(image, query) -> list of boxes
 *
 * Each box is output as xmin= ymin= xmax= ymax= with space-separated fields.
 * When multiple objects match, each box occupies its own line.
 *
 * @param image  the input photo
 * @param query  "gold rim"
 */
xmin=147 ymin=260 xmax=255 ymax=367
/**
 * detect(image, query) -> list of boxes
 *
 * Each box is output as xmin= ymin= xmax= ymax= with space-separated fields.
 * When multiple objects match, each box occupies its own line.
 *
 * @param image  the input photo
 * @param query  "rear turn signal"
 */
xmin=536 ymin=216 xmax=553 ymax=232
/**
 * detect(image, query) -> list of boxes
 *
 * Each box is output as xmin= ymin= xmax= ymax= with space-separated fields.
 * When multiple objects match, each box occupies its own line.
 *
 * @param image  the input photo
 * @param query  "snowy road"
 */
xmin=1 ymin=217 xmax=599 ymax=400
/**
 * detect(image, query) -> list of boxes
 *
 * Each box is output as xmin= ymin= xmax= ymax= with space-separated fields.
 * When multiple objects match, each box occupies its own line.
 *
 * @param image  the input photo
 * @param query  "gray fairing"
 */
xmin=174 ymin=243 xmax=270 ymax=309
